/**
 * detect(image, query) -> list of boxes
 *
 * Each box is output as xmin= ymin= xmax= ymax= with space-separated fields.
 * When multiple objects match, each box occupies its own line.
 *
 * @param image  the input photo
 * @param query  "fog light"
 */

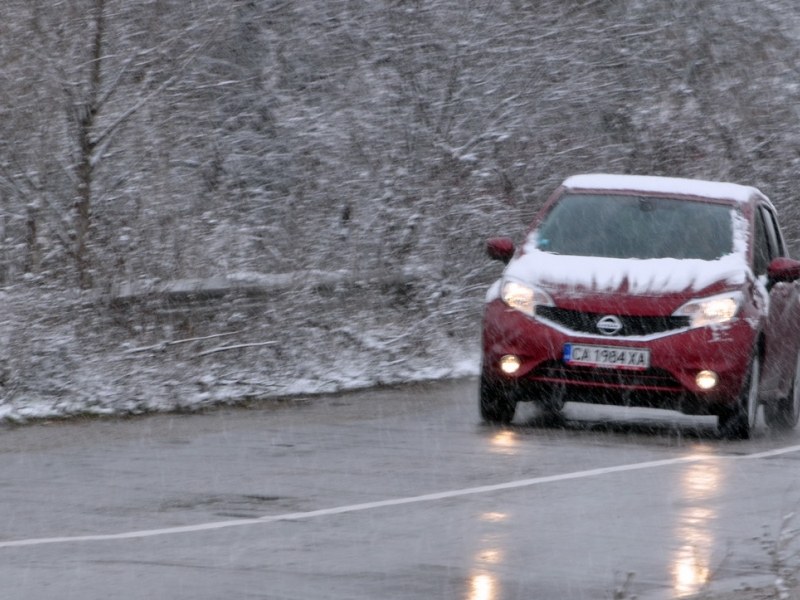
xmin=695 ymin=370 xmax=718 ymax=390
xmin=499 ymin=355 xmax=521 ymax=375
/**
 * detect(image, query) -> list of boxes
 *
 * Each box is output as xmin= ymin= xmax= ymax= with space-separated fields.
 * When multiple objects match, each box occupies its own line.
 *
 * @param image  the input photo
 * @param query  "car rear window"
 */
xmin=534 ymin=193 xmax=735 ymax=260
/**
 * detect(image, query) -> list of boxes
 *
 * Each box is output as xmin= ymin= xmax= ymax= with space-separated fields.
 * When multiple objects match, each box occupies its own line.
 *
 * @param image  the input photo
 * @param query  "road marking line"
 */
xmin=2 ymin=443 xmax=799 ymax=549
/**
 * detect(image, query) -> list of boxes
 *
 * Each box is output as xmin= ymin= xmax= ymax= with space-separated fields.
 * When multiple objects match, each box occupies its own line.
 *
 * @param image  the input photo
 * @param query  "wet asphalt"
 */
xmin=0 ymin=378 xmax=797 ymax=599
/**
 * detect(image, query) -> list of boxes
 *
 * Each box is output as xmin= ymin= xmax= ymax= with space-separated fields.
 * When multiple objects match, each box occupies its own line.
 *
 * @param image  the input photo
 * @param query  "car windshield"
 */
xmin=534 ymin=193 xmax=735 ymax=260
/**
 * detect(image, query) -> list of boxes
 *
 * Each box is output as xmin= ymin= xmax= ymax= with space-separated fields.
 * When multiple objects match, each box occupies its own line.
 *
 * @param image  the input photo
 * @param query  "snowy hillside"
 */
xmin=3 ymin=1 xmax=800 ymax=420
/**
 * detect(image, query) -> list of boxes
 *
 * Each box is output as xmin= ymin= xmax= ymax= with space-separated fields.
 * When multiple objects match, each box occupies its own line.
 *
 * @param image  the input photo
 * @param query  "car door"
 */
xmin=758 ymin=202 xmax=798 ymax=399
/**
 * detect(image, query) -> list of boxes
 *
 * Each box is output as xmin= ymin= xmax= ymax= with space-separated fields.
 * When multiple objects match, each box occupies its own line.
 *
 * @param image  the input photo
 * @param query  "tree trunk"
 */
xmin=73 ymin=0 xmax=105 ymax=289
xmin=24 ymin=202 xmax=39 ymax=274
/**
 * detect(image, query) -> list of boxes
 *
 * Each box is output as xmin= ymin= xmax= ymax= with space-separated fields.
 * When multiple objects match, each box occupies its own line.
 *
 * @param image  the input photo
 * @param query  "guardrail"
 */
xmin=110 ymin=267 xmax=430 ymax=306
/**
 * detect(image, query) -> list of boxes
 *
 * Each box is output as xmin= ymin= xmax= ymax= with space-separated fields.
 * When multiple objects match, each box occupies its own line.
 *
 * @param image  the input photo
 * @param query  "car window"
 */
xmin=752 ymin=207 xmax=772 ymax=275
xmin=534 ymin=193 xmax=734 ymax=260
xmin=761 ymin=205 xmax=786 ymax=258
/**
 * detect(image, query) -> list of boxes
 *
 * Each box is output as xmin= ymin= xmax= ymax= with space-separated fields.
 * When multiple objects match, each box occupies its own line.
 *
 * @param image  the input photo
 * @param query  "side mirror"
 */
xmin=486 ymin=237 xmax=515 ymax=264
xmin=767 ymin=257 xmax=800 ymax=285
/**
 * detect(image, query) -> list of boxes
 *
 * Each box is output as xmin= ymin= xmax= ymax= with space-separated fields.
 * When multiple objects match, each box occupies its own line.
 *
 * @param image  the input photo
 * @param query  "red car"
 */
xmin=481 ymin=174 xmax=800 ymax=439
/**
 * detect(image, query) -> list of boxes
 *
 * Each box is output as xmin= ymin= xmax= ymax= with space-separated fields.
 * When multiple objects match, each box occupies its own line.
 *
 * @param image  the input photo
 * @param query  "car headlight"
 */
xmin=500 ymin=280 xmax=554 ymax=316
xmin=673 ymin=292 xmax=742 ymax=328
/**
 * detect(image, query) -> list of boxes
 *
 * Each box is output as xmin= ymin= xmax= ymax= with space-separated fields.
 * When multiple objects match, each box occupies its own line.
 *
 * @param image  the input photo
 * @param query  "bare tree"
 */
xmin=0 ymin=0 xmax=237 ymax=287
xmin=3 ymin=0 xmax=800 ymax=288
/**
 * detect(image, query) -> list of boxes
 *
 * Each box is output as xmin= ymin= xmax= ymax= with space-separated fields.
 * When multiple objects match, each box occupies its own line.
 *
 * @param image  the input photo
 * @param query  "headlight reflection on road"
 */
xmin=467 ymin=573 xmax=498 ymax=600
xmin=465 ymin=513 xmax=508 ymax=600
xmin=467 ymin=542 xmax=503 ymax=600
xmin=480 ymin=511 xmax=508 ymax=523
xmin=489 ymin=430 xmax=518 ymax=454
xmin=672 ymin=455 xmax=722 ymax=597
xmin=477 ymin=549 xmax=502 ymax=564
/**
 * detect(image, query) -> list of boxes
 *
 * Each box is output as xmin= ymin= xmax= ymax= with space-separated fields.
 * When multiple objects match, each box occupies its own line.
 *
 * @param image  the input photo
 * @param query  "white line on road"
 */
xmin=2 ymin=443 xmax=799 ymax=549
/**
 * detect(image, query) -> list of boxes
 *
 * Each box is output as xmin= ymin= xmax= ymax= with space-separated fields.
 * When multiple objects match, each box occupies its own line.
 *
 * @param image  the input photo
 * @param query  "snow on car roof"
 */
xmin=562 ymin=173 xmax=767 ymax=205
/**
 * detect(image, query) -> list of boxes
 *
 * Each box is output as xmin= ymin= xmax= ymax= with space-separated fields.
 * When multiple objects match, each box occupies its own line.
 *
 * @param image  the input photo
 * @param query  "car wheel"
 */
xmin=764 ymin=353 xmax=800 ymax=431
xmin=479 ymin=375 xmax=517 ymax=424
xmin=718 ymin=354 xmax=760 ymax=440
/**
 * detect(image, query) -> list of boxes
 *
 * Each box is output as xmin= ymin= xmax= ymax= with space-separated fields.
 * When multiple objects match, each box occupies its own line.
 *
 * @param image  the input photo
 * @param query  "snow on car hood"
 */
xmin=489 ymin=247 xmax=748 ymax=299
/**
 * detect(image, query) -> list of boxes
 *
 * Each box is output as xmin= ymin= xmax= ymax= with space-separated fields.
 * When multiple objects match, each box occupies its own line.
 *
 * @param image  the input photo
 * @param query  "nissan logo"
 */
xmin=596 ymin=315 xmax=623 ymax=336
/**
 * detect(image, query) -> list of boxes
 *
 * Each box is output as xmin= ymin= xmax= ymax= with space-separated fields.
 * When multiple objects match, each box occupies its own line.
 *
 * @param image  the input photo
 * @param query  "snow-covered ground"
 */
xmin=0 ymin=273 xmax=483 ymax=422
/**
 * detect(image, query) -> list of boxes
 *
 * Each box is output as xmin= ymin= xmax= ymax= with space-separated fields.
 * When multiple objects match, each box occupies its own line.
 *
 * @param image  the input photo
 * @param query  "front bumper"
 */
xmin=481 ymin=299 xmax=757 ymax=413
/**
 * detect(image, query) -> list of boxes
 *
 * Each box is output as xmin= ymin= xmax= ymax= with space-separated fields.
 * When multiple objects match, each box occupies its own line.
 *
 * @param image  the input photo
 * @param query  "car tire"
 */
xmin=717 ymin=354 xmax=760 ymax=440
xmin=764 ymin=353 xmax=800 ymax=431
xmin=479 ymin=375 xmax=517 ymax=424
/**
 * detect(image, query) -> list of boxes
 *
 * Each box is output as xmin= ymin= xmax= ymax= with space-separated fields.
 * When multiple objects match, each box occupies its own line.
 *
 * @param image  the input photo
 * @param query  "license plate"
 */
xmin=563 ymin=343 xmax=650 ymax=370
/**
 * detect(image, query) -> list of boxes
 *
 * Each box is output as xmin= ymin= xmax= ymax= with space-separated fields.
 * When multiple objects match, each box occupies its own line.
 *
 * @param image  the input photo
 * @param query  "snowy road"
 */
xmin=0 ymin=378 xmax=798 ymax=599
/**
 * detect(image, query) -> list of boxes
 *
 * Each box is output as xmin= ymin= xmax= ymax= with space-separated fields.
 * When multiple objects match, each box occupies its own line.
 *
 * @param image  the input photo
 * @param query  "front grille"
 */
xmin=531 ymin=360 xmax=683 ymax=392
xmin=536 ymin=306 xmax=689 ymax=337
